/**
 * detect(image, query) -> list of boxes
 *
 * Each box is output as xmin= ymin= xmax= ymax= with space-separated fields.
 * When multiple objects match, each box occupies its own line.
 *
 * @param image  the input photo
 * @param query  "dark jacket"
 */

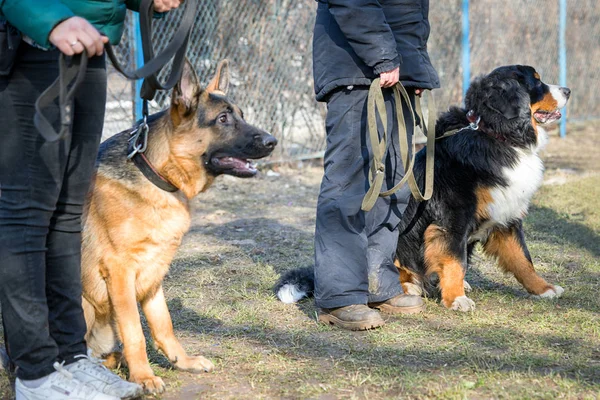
xmin=0 ymin=0 xmax=145 ymax=49
xmin=313 ymin=0 xmax=440 ymax=101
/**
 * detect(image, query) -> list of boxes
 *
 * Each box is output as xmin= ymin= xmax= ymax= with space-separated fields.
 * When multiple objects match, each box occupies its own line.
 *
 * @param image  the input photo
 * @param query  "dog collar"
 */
xmin=126 ymin=124 xmax=179 ymax=193
xmin=131 ymin=152 xmax=179 ymax=193
xmin=467 ymin=110 xmax=512 ymax=142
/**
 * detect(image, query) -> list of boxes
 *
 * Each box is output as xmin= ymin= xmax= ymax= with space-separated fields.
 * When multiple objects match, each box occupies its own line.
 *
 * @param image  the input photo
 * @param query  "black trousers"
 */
xmin=314 ymin=86 xmax=416 ymax=309
xmin=0 ymin=43 xmax=106 ymax=380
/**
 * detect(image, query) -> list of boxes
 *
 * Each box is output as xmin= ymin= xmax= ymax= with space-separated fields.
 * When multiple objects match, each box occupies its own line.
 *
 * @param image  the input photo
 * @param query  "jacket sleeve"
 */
xmin=327 ymin=0 xmax=400 ymax=74
xmin=1 ymin=0 xmax=74 ymax=48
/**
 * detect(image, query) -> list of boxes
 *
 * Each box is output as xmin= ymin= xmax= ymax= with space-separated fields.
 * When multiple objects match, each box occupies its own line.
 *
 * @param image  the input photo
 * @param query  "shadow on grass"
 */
xmin=188 ymin=217 xmax=316 ymax=275
xmin=526 ymin=205 xmax=600 ymax=258
xmin=162 ymin=258 xmax=600 ymax=393
xmin=2 ymin=209 xmax=598 ymax=398
xmin=165 ymin=296 xmax=600 ymax=388
xmin=179 ymin=211 xmax=600 ymax=317
xmin=187 ymin=214 xmax=599 ymax=309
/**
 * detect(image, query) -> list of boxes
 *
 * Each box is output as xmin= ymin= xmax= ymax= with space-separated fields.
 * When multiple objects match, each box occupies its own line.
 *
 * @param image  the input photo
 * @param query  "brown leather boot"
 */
xmin=318 ymin=304 xmax=385 ymax=331
xmin=368 ymin=293 xmax=425 ymax=314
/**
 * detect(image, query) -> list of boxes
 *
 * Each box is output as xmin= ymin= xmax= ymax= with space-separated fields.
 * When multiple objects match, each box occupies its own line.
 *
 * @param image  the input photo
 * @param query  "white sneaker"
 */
xmin=16 ymin=361 xmax=119 ymax=400
xmin=64 ymin=351 xmax=143 ymax=399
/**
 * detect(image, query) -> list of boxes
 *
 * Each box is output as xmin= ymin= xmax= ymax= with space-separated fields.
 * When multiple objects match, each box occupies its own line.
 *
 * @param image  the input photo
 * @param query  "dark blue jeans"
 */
xmin=314 ymin=86 xmax=416 ymax=309
xmin=0 ymin=43 xmax=106 ymax=380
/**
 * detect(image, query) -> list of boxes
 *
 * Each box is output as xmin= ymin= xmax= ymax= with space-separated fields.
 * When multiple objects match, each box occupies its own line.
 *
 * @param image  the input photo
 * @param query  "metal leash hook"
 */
xmin=466 ymin=109 xmax=481 ymax=130
xmin=469 ymin=116 xmax=481 ymax=130
xmin=127 ymin=100 xmax=150 ymax=159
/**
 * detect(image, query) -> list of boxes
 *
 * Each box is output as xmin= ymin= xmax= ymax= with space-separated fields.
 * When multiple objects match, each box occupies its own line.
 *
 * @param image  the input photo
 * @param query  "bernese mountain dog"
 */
xmin=275 ymin=65 xmax=570 ymax=312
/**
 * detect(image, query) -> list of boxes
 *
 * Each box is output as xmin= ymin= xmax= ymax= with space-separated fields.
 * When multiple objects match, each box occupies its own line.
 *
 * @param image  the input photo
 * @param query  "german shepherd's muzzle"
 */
xmin=202 ymin=94 xmax=277 ymax=178
xmin=81 ymin=60 xmax=276 ymax=394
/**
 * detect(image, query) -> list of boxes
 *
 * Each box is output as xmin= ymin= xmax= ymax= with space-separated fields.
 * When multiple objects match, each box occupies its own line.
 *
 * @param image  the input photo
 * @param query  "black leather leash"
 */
xmin=34 ymin=0 xmax=198 ymax=143
xmin=34 ymin=52 xmax=88 ymax=142
xmin=104 ymin=0 xmax=199 ymax=102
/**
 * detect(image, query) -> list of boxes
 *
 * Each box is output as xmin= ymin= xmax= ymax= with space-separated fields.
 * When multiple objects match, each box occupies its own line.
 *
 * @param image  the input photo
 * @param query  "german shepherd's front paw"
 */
xmin=530 ymin=285 xmax=564 ymax=299
xmin=443 ymin=295 xmax=476 ymax=312
xmin=173 ymin=355 xmax=214 ymax=373
xmin=102 ymin=351 xmax=126 ymax=369
xmin=131 ymin=374 xmax=165 ymax=394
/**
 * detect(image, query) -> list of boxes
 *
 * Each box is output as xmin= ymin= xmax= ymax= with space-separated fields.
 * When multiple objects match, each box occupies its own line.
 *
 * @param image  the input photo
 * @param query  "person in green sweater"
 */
xmin=0 ymin=1 xmax=181 ymax=399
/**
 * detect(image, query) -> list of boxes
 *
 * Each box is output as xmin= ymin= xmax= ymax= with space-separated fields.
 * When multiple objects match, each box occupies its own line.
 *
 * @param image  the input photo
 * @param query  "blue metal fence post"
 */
xmin=133 ymin=14 xmax=144 ymax=121
xmin=462 ymin=0 xmax=471 ymax=101
xmin=559 ymin=0 xmax=567 ymax=138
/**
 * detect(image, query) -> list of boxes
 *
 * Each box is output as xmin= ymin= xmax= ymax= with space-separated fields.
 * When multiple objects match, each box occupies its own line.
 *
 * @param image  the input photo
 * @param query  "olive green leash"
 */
xmin=361 ymin=79 xmax=438 ymax=211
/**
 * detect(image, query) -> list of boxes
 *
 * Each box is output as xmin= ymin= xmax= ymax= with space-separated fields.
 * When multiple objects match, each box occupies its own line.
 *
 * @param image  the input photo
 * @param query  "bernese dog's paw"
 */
xmin=463 ymin=280 xmax=473 ymax=292
xmin=403 ymin=282 xmax=424 ymax=296
xmin=449 ymin=296 xmax=476 ymax=312
xmin=531 ymin=285 xmax=564 ymax=300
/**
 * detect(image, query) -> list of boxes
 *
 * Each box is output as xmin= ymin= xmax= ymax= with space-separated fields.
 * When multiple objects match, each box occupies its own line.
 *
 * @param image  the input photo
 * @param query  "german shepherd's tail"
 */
xmin=274 ymin=267 xmax=314 ymax=303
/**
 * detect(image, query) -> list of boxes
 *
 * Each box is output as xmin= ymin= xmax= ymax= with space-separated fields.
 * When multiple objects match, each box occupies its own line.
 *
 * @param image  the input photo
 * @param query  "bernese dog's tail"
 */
xmin=274 ymin=266 xmax=314 ymax=303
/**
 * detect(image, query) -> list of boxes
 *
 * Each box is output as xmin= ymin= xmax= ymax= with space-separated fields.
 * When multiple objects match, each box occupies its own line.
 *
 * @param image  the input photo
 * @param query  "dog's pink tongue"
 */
xmin=213 ymin=157 xmax=257 ymax=174
xmin=550 ymin=110 xmax=562 ymax=119
xmin=217 ymin=157 xmax=247 ymax=169
xmin=535 ymin=110 xmax=561 ymax=123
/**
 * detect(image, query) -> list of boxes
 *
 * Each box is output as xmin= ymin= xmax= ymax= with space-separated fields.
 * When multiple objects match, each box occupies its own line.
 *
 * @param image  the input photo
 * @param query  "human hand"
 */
xmin=379 ymin=66 xmax=399 ymax=88
xmin=415 ymin=89 xmax=424 ymax=97
xmin=49 ymin=17 xmax=108 ymax=57
xmin=153 ymin=0 xmax=183 ymax=12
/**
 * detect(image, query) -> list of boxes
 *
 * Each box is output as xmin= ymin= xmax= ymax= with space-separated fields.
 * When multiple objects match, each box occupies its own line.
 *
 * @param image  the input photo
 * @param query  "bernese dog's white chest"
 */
xmin=487 ymin=149 xmax=544 ymax=226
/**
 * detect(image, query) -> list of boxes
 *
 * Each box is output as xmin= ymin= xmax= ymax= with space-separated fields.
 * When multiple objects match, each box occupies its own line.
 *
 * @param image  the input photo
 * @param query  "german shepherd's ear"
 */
xmin=206 ymin=60 xmax=230 ymax=95
xmin=172 ymin=58 xmax=200 ymax=110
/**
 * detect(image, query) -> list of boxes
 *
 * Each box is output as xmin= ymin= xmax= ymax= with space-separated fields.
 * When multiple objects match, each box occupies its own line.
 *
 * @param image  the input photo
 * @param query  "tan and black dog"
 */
xmin=81 ymin=60 xmax=276 ymax=393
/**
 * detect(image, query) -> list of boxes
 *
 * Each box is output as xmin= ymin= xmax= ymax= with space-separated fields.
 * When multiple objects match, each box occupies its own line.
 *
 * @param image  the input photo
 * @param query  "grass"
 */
xmin=1 ymin=124 xmax=599 ymax=399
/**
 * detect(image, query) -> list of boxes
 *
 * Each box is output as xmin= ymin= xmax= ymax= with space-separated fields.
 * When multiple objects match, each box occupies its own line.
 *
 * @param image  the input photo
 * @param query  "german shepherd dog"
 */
xmin=275 ymin=65 xmax=569 ymax=312
xmin=81 ymin=60 xmax=276 ymax=393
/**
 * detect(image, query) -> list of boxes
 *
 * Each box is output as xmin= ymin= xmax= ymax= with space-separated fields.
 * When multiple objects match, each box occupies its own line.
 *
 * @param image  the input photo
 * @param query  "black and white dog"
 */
xmin=276 ymin=65 xmax=570 ymax=312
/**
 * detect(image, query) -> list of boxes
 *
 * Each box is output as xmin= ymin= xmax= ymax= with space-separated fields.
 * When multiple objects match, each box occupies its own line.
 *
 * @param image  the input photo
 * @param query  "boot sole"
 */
xmin=370 ymin=303 xmax=425 ymax=315
xmin=318 ymin=313 xmax=385 ymax=331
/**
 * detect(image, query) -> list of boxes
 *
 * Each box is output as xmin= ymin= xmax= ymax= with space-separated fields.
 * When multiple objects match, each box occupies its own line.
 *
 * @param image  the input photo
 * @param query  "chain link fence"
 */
xmin=104 ymin=0 xmax=600 ymax=159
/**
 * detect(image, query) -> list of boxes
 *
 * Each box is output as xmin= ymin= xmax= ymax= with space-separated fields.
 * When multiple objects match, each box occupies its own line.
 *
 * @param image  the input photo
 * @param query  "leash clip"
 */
xmin=466 ymin=110 xmax=480 ymax=131
xmin=469 ymin=116 xmax=481 ymax=131
xmin=127 ymin=116 xmax=149 ymax=159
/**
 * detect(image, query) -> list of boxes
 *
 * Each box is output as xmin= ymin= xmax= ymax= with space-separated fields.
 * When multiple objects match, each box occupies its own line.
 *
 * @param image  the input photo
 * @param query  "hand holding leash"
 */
xmin=37 ymin=0 xmax=195 ymax=143
xmin=361 ymin=79 xmax=437 ymax=211
xmin=48 ymin=1 xmax=184 ymax=57
xmin=49 ymin=17 xmax=108 ymax=57
xmin=379 ymin=66 xmax=399 ymax=88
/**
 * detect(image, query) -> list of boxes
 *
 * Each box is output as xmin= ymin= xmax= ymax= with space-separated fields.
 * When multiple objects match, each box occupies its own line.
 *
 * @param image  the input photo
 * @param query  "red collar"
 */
xmin=466 ymin=110 xmax=508 ymax=142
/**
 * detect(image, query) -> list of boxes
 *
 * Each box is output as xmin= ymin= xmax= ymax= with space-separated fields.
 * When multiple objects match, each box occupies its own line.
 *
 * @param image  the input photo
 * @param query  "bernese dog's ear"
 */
xmin=483 ymin=81 xmax=522 ymax=120
xmin=466 ymin=76 xmax=529 ymax=123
